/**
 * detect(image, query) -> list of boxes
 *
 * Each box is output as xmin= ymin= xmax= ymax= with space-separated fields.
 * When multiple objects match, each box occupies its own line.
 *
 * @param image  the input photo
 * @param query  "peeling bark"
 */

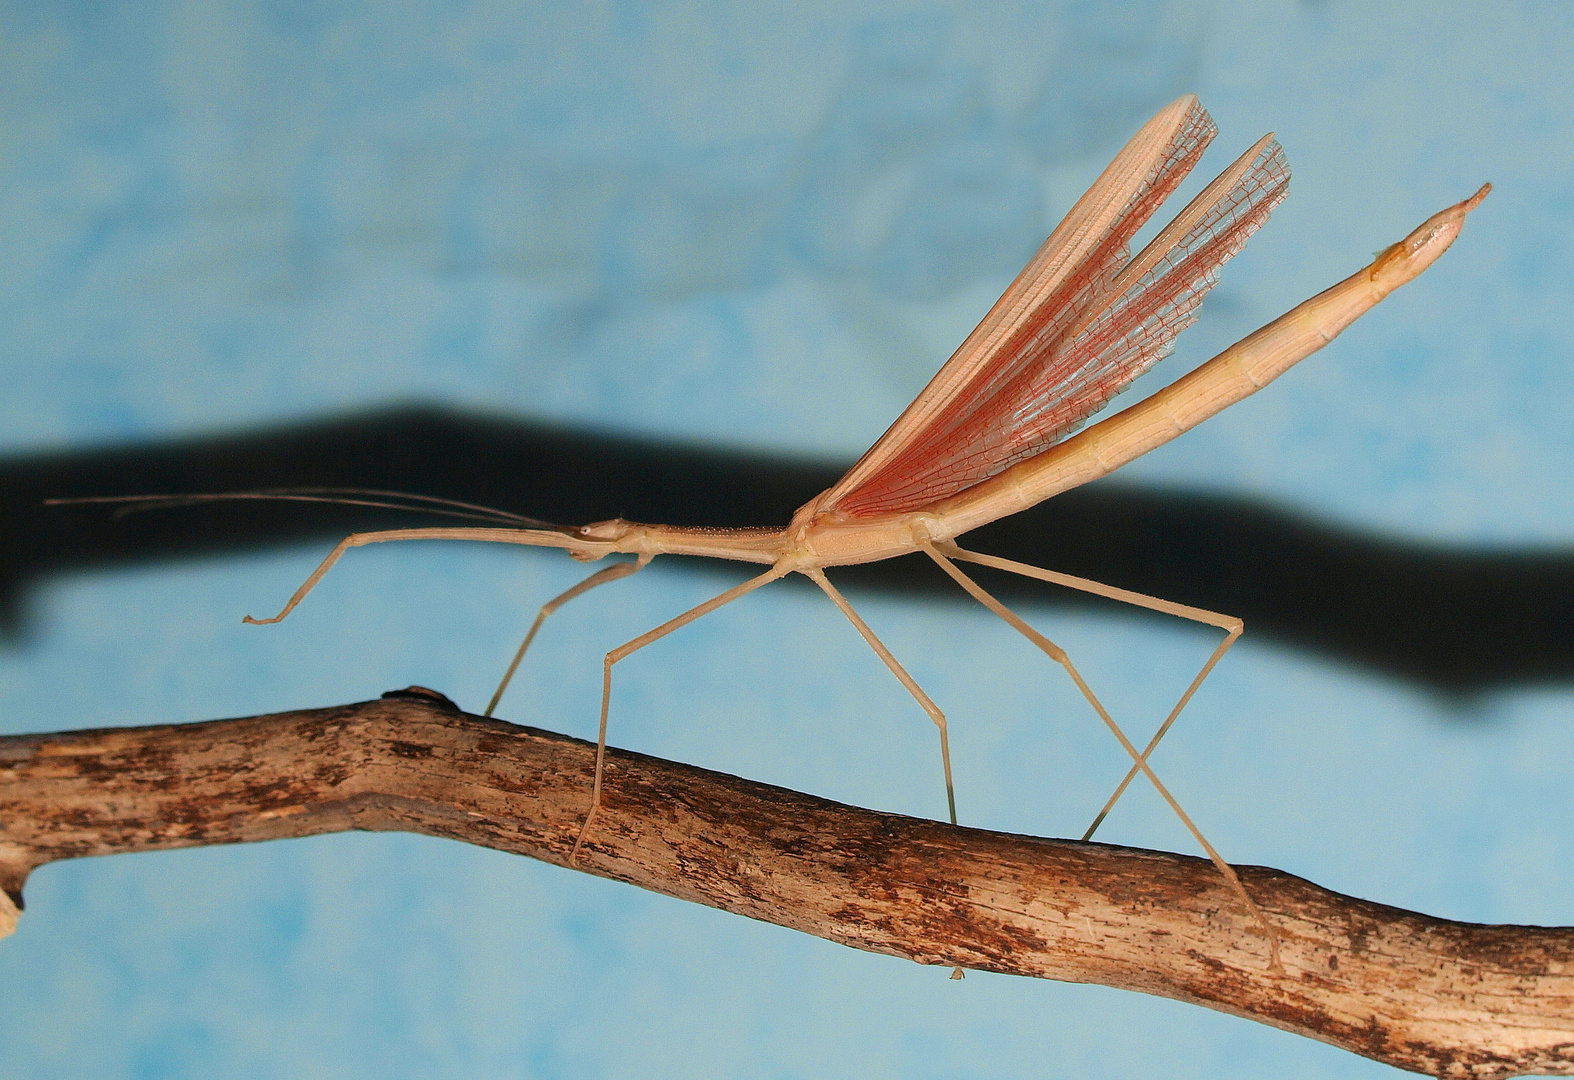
xmin=0 ymin=691 xmax=1569 ymax=1077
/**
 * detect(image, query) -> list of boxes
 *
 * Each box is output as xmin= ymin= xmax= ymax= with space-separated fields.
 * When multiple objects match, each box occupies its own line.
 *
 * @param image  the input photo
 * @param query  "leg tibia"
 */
xmin=936 ymin=541 xmax=1242 ymax=838
xmin=803 ymin=568 xmax=957 ymax=827
xmin=920 ymin=542 xmax=1279 ymax=970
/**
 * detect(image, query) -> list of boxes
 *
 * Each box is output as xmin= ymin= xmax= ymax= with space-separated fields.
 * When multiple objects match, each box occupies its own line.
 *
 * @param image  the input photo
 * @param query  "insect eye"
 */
xmin=578 ymin=520 xmax=627 ymax=540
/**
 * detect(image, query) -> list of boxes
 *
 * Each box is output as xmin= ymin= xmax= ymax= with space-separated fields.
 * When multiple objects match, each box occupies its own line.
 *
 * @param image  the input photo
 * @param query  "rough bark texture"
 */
xmin=0 ymin=691 xmax=1569 ymax=1077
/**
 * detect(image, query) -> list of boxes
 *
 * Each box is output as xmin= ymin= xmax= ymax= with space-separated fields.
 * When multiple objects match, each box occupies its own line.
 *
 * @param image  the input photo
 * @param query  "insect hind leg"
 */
xmin=920 ymin=540 xmax=1279 ymax=972
xmin=935 ymin=542 xmax=1241 ymax=841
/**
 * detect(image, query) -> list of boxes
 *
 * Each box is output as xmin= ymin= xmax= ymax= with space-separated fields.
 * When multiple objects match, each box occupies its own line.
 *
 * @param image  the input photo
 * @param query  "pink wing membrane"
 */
xmin=833 ymin=135 xmax=1290 ymax=518
xmin=813 ymin=96 xmax=1217 ymax=513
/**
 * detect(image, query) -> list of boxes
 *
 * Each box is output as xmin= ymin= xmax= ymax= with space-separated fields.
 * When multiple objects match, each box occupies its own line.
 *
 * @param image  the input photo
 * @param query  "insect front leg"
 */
xmin=243 ymin=526 xmax=593 ymax=624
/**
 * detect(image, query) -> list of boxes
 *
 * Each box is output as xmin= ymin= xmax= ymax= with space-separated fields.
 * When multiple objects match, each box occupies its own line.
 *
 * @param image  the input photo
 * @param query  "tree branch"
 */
xmin=0 ymin=691 xmax=1569 ymax=1078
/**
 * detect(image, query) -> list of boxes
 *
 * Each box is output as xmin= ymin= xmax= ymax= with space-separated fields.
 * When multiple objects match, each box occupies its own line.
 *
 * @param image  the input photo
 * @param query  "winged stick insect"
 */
xmin=59 ymin=97 xmax=1487 ymax=973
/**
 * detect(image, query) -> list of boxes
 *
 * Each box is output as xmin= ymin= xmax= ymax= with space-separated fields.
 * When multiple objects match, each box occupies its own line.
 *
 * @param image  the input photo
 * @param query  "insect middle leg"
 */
xmin=802 ymin=567 xmax=957 ymax=828
xmin=573 ymin=564 xmax=789 ymax=861
xmin=483 ymin=554 xmax=653 ymax=718
xmin=918 ymin=540 xmax=1280 ymax=971
xmin=803 ymin=567 xmax=968 ymax=981
xmin=936 ymin=541 xmax=1242 ymax=841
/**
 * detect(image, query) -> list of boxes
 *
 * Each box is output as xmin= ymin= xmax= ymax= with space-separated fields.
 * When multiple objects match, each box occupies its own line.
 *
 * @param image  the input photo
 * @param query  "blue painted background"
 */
xmin=1 ymin=3 xmax=1571 ymax=1077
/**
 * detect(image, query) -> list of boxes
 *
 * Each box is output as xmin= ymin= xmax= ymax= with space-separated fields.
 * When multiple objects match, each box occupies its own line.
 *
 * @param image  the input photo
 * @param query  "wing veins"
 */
xmin=834 ymin=134 xmax=1290 ymax=517
xmin=812 ymin=95 xmax=1216 ymax=514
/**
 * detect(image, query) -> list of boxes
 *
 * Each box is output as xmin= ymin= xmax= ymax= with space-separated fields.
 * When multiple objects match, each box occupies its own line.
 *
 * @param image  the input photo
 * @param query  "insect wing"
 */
xmin=812 ymin=95 xmax=1217 ymax=515
xmin=836 ymin=134 xmax=1290 ymax=518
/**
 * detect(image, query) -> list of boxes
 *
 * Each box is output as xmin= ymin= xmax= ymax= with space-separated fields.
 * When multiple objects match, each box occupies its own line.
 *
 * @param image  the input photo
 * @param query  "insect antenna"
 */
xmin=45 ymin=488 xmax=564 ymax=530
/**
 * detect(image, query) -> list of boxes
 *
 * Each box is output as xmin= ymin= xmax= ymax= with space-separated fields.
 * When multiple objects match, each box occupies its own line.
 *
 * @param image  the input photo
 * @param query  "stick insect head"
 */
xmin=566 ymin=518 xmax=656 ymax=562
xmin=575 ymin=519 xmax=635 ymax=540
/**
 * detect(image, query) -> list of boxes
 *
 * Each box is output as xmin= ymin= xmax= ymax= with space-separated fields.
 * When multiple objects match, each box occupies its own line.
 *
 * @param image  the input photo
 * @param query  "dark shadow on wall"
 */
xmin=5 ymin=404 xmax=1571 ymax=697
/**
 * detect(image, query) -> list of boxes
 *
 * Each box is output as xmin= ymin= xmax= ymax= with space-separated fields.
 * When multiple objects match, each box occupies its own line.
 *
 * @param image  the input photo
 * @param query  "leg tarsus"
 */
xmin=938 ymin=724 xmax=957 ymax=827
xmin=243 ymin=535 xmax=359 ymax=624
